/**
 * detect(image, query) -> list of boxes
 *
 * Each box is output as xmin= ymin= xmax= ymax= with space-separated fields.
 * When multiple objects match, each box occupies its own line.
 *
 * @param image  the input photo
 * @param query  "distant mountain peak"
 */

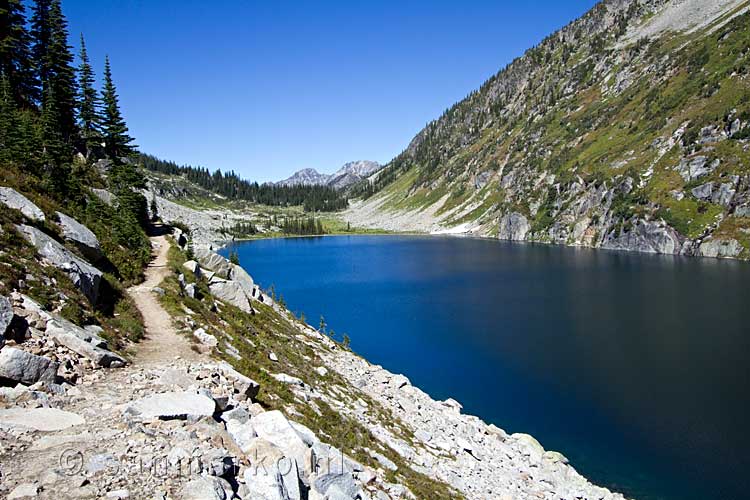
xmin=277 ymin=161 xmax=381 ymax=189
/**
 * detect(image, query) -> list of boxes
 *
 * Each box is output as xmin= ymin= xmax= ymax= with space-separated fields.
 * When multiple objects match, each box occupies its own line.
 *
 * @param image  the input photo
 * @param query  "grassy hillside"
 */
xmin=356 ymin=0 xmax=750 ymax=258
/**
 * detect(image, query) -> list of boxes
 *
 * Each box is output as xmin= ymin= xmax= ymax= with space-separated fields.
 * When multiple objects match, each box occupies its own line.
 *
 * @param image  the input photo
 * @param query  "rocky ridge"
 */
xmin=347 ymin=0 xmax=750 ymax=259
xmin=278 ymin=161 xmax=382 ymax=190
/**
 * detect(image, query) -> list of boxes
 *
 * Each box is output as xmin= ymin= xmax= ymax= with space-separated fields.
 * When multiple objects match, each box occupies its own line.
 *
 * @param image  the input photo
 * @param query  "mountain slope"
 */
xmin=278 ymin=160 xmax=381 ymax=189
xmin=348 ymin=0 xmax=750 ymax=258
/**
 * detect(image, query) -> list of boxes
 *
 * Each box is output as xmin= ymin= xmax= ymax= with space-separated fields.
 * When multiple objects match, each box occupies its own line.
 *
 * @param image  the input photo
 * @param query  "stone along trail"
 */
xmin=0 ymin=236 xmax=247 ymax=499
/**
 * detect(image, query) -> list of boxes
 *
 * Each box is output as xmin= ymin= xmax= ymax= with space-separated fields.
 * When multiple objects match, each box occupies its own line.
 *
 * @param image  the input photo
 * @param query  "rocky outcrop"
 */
xmin=15 ymin=224 xmax=103 ymax=304
xmin=0 ymin=187 xmax=45 ymax=222
xmin=698 ymin=238 xmax=744 ymax=258
xmin=602 ymin=220 xmax=682 ymax=254
xmin=55 ymin=211 xmax=103 ymax=261
xmin=498 ymin=212 xmax=530 ymax=241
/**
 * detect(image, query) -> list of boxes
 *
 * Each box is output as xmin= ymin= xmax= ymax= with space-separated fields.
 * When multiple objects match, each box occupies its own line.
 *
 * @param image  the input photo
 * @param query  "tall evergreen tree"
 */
xmin=0 ymin=0 xmax=38 ymax=106
xmin=31 ymin=0 xmax=76 ymax=140
xmin=30 ymin=0 xmax=51 ymax=91
xmin=101 ymin=56 xmax=133 ymax=159
xmin=77 ymin=33 xmax=99 ymax=156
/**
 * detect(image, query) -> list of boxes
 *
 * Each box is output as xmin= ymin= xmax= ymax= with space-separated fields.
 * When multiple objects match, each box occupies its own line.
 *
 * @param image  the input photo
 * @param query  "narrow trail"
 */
xmin=126 ymin=234 xmax=200 ymax=365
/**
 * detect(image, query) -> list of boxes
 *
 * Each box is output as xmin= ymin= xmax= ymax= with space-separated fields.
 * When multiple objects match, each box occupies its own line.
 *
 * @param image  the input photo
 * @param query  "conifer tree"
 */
xmin=31 ymin=0 xmax=76 ymax=141
xmin=101 ymin=56 xmax=133 ymax=159
xmin=41 ymin=86 xmax=71 ymax=191
xmin=77 ymin=33 xmax=99 ymax=156
xmin=0 ymin=0 xmax=38 ymax=106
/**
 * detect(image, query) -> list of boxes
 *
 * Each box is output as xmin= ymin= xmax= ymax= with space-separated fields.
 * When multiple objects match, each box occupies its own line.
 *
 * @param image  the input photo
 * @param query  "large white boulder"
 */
xmin=251 ymin=410 xmax=312 ymax=481
xmin=125 ymin=391 xmax=216 ymax=420
xmin=15 ymin=224 xmax=102 ymax=303
xmin=241 ymin=438 xmax=302 ymax=500
xmin=0 ymin=347 xmax=58 ymax=385
xmin=0 ymin=187 xmax=45 ymax=221
xmin=209 ymin=280 xmax=253 ymax=313
xmin=55 ymin=211 xmax=102 ymax=261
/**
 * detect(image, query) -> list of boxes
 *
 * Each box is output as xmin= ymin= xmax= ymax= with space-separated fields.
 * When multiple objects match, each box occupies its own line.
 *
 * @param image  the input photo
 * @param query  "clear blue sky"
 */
xmin=59 ymin=0 xmax=598 ymax=183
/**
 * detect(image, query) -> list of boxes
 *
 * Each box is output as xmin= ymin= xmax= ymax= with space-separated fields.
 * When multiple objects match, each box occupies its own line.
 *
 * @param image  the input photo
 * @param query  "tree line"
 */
xmin=0 ymin=0 xmax=149 ymax=279
xmin=140 ymin=153 xmax=349 ymax=212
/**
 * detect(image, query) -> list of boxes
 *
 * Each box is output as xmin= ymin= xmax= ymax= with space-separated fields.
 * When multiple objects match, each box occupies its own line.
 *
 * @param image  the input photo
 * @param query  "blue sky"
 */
xmin=59 ymin=0 xmax=598 ymax=183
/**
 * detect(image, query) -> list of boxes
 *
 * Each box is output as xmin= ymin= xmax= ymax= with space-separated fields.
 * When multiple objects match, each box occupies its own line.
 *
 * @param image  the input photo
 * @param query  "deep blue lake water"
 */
xmin=222 ymin=235 xmax=750 ymax=500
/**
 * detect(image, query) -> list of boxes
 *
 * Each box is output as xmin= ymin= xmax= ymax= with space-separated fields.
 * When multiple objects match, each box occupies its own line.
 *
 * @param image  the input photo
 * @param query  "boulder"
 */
xmin=193 ymin=327 xmax=218 ymax=348
xmin=675 ymin=156 xmax=719 ymax=182
xmin=1 ymin=294 xmax=12 ymax=343
xmin=251 ymin=410 xmax=312 ymax=479
xmin=209 ymin=280 xmax=253 ymax=313
xmin=183 ymin=260 xmax=202 ymax=278
xmin=0 ymin=187 xmax=45 ymax=222
xmin=125 ymin=391 xmax=216 ymax=420
xmin=55 ymin=211 xmax=103 ymax=261
xmin=0 ymin=347 xmax=58 ymax=385
xmin=242 ymin=438 xmax=302 ymax=500
xmin=51 ymin=329 xmax=126 ymax=367
xmin=46 ymin=315 xmax=108 ymax=348
xmin=0 ymin=407 xmax=84 ymax=431
xmin=712 ymin=182 xmax=737 ymax=207
xmin=229 ymin=263 xmax=255 ymax=298
xmin=179 ymin=476 xmax=233 ymax=500
xmin=15 ymin=224 xmax=102 ymax=303
xmin=8 ymin=483 xmax=40 ymax=499
xmin=690 ymin=182 xmax=714 ymax=200
xmin=498 ymin=212 xmax=530 ymax=241
xmin=226 ymin=419 xmax=257 ymax=453
xmin=194 ymin=247 xmax=232 ymax=278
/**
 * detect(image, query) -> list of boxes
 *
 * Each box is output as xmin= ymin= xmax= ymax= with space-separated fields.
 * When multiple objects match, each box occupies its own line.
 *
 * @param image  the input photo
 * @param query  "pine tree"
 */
xmin=77 ymin=33 xmax=99 ymax=156
xmin=0 ymin=0 xmax=38 ymax=106
xmin=41 ymin=86 xmax=71 ymax=191
xmin=47 ymin=0 xmax=75 ymax=140
xmin=101 ymin=56 xmax=133 ymax=159
xmin=31 ymin=0 xmax=76 ymax=141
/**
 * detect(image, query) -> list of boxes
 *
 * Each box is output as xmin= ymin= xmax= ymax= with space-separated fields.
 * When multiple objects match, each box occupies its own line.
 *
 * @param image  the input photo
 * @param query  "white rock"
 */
xmin=0 ymin=187 xmax=45 ymax=221
xmin=8 ymin=482 xmax=39 ymax=499
xmin=55 ymin=211 xmax=102 ymax=261
xmin=272 ymin=373 xmax=303 ymax=385
xmin=227 ymin=419 xmax=257 ymax=453
xmin=105 ymin=489 xmax=130 ymax=499
xmin=193 ymin=327 xmax=218 ymax=347
xmin=0 ymin=407 xmax=84 ymax=431
xmin=315 ymin=366 xmax=328 ymax=377
xmin=269 ymin=352 xmax=279 ymax=362
xmin=15 ymin=224 xmax=102 ymax=303
xmin=125 ymin=391 xmax=216 ymax=420
xmin=180 ymin=476 xmax=233 ymax=500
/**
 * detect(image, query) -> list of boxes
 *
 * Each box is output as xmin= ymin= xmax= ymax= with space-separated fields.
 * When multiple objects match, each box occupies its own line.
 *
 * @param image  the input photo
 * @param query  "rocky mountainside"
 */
xmin=1 ymin=185 xmax=627 ymax=499
xmin=348 ymin=0 xmax=750 ymax=259
xmin=278 ymin=161 xmax=382 ymax=190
